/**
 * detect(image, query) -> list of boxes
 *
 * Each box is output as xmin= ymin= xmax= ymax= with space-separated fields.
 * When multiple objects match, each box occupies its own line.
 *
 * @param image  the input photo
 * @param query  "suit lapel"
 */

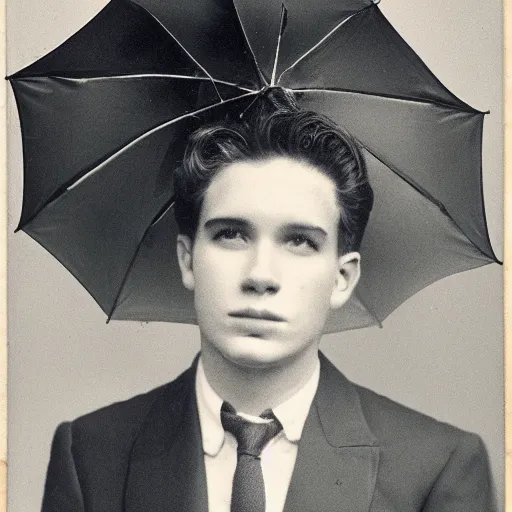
xmin=283 ymin=353 xmax=380 ymax=512
xmin=124 ymin=364 xmax=208 ymax=512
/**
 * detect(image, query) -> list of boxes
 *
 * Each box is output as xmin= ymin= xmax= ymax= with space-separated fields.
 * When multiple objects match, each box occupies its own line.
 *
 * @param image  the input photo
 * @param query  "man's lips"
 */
xmin=228 ymin=309 xmax=286 ymax=322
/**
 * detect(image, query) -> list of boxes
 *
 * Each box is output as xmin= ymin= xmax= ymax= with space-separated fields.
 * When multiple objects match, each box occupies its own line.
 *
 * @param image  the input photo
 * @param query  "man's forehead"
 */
xmin=200 ymin=157 xmax=340 ymax=225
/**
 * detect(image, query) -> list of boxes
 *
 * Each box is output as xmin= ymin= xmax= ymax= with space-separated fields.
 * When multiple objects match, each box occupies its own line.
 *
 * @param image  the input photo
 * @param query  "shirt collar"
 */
xmin=272 ymin=359 xmax=320 ymax=443
xmin=195 ymin=358 xmax=226 ymax=456
xmin=195 ymin=355 xmax=320 ymax=456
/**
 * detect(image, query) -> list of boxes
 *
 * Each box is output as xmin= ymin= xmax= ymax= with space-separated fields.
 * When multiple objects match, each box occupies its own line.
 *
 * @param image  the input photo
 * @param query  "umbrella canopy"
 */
xmin=8 ymin=0 xmax=499 ymax=332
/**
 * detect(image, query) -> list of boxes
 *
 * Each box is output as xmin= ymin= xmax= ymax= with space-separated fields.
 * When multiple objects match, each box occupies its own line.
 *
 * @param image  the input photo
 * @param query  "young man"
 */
xmin=42 ymin=90 xmax=495 ymax=512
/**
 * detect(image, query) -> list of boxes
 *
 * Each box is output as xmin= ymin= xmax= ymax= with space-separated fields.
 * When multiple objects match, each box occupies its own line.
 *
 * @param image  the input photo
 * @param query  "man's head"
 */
xmin=175 ymin=88 xmax=373 ymax=368
xmin=174 ymin=88 xmax=373 ymax=255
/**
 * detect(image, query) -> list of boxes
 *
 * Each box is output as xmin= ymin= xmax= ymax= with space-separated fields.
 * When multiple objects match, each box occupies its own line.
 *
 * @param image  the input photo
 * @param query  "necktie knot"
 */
xmin=221 ymin=402 xmax=283 ymax=457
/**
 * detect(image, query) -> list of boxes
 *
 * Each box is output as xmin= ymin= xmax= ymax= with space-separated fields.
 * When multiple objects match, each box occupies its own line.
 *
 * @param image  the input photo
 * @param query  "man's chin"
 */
xmin=215 ymin=335 xmax=292 ymax=370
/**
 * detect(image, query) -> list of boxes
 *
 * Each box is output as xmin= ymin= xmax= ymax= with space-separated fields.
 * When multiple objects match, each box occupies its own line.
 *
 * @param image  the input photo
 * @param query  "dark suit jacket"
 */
xmin=42 ymin=352 xmax=496 ymax=511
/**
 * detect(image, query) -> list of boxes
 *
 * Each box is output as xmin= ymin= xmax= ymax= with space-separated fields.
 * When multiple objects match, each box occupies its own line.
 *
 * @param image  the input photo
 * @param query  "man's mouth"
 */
xmin=228 ymin=309 xmax=286 ymax=322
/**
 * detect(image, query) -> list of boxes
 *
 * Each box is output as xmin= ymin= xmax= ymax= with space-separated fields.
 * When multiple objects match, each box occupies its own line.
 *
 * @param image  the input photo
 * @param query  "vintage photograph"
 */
xmin=7 ymin=0 xmax=503 ymax=510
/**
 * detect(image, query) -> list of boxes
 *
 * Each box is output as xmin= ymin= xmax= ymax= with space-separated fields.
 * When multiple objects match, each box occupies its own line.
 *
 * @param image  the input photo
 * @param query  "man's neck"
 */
xmin=199 ymin=340 xmax=320 ymax=415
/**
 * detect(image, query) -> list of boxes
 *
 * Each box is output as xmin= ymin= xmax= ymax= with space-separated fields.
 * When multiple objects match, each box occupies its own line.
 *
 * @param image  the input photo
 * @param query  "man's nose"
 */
xmin=241 ymin=241 xmax=280 ymax=295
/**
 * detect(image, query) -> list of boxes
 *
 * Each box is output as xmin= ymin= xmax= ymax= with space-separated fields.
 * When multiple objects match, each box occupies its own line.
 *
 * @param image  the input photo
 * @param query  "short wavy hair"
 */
xmin=174 ymin=88 xmax=373 ymax=253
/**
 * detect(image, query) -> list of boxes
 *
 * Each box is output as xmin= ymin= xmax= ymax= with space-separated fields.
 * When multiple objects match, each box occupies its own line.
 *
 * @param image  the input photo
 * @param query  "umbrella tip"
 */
xmin=5 ymin=70 xmax=21 ymax=81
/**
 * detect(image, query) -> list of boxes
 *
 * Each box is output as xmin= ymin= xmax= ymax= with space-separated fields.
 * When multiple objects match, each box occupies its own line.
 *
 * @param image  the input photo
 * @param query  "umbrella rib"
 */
xmin=34 ymin=74 xmax=255 ymax=93
xmin=279 ymin=4 xmax=482 ymax=115
xmin=18 ymin=91 xmax=258 ymax=231
xmin=128 ymin=0 xmax=224 ymax=101
xmin=276 ymin=8 xmax=364 ymax=85
xmin=106 ymin=196 xmax=176 ymax=323
xmin=293 ymin=87 xmax=486 ymax=115
xmin=66 ymin=91 xmax=257 ymax=190
xmin=358 ymin=144 xmax=499 ymax=263
xmin=270 ymin=4 xmax=288 ymax=86
xmin=474 ymin=118 xmax=502 ymax=264
xmin=231 ymin=0 xmax=268 ymax=87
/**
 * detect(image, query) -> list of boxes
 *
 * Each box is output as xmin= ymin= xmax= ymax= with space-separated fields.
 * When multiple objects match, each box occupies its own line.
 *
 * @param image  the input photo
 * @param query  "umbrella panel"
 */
xmin=10 ymin=0 xmax=209 ymax=80
xmin=130 ymin=0 xmax=264 ymax=88
xmin=232 ymin=0 xmax=373 ymax=83
xmin=12 ymin=77 xmax=246 ymax=228
xmin=23 ymin=96 xmax=255 ymax=316
xmin=355 ymin=150 xmax=492 ymax=324
xmin=24 ymin=121 xmax=186 ymax=314
xmin=298 ymin=91 xmax=496 ymax=262
xmin=112 ymin=201 xmax=197 ymax=324
xmin=279 ymin=5 xmax=472 ymax=110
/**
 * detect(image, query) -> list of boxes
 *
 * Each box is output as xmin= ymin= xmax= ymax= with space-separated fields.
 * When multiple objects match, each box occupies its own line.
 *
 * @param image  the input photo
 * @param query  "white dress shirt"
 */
xmin=195 ymin=357 xmax=320 ymax=512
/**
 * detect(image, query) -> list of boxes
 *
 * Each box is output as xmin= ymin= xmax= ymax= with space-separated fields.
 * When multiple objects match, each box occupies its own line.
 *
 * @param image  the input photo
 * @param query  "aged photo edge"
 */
xmin=505 ymin=0 xmax=511 ymax=510
xmin=1 ymin=0 xmax=7 ymax=509
xmin=0 ymin=1 xmax=508 ymax=512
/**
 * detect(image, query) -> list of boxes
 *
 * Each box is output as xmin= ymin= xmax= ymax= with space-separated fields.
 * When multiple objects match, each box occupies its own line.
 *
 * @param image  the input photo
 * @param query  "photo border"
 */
xmin=0 ymin=1 xmax=507 ymax=511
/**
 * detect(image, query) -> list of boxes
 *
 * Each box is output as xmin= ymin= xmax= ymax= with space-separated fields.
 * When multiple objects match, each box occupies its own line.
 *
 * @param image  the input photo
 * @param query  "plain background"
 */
xmin=6 ymin=1 xmax=504 ymax=511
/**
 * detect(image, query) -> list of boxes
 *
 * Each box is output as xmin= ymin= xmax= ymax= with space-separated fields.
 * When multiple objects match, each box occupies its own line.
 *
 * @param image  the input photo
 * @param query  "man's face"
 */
xmin=177 ymin=156 xmax=360 ymax=368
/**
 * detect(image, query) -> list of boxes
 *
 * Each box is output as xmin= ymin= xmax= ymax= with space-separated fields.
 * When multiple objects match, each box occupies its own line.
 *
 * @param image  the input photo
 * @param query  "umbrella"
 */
xmin=7 ymin=0 xmax=500 ymax=332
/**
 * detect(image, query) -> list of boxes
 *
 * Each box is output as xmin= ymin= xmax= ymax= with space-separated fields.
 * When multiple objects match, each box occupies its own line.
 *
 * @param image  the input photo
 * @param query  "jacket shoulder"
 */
xmin=43 ymin=366 xmax=196 ymax=511
xmin=72 ymin=382 xmax=166 ymax=439
xmin=354 ymin=381 xmax=482 ymax=451
xmin=69 ymin=364 xmax=194 ymax=454
xmin=354 ymin=382 xmax=494 ymax=510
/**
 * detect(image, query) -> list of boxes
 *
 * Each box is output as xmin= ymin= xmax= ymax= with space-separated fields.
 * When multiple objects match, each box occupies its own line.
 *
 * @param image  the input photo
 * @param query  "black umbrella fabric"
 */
xmin=8 ymin=0 xmax=499 ymax=332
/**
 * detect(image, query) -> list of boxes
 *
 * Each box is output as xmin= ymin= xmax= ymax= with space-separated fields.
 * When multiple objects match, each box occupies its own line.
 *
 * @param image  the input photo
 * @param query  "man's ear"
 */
xmin=176 ymin=234 xmax=195 ymax=291
xmin=330 ymin=252 xmax=361 ymax=310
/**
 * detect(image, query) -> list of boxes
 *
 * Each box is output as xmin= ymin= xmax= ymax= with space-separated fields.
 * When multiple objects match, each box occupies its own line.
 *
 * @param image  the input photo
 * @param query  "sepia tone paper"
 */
xmin=4 ymin=1 xmax=506 ymax=511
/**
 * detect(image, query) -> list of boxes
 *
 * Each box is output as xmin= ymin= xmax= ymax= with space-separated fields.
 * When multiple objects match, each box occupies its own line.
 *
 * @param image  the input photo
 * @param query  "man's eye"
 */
xmin=286 ymin=235 xmax=318 ymax=252
xmin=213 ymin=228 xmax=247 ymax=244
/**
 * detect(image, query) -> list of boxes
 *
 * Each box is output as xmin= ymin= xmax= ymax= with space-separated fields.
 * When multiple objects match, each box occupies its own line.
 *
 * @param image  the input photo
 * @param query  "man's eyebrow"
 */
xmin=284 ymin=223 xmax=328 ymax=237
xmin=203 ymin=217 xmax=250 ymax=230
